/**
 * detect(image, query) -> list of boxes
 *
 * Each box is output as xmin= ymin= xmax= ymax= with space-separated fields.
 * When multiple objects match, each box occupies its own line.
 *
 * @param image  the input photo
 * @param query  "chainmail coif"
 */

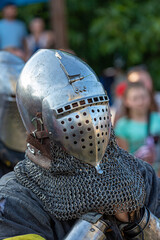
xmin=14 ymin=129 xmax=146 ymax=221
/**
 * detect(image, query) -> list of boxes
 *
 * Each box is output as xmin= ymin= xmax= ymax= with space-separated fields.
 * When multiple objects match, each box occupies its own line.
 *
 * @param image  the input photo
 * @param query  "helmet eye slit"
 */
xmin=55 ymin=94 xmax=109 ymax=118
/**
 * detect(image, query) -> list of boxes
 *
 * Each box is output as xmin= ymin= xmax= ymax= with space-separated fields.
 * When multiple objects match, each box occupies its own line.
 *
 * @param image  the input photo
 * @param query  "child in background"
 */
xmin=113 ymin=67 xmax=158 ymax=126
xmin=127 ymin=67 xmax=159 ymax=112
xmin=114 ymin=82 xmax=160 ymax=174
xmin=26 ymin=18 xmax=54 ymax=60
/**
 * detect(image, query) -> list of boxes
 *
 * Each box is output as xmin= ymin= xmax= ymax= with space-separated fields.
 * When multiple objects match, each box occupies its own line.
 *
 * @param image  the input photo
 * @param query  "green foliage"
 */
xmin=18 ymin=3 xmax=50 ymax=30
xmin=67 ymin=0 xmax=160 ymax=90
xmin=3 ymin=0 xmax=160 ymax=90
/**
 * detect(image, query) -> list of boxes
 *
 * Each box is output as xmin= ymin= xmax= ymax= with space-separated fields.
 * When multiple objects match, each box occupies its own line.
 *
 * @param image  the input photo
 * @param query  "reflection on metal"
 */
xmin=64 ymin=218 xmax=109 ymax=240
xmin=0 ymin=98 xmax=26 ymax=151
xmin=31 ymin=117 xmax=43 ymax=137
xmin=17 ymin=49 xmax=111 ymax=167
xmin=55 ymin=51 xmax=84 ymax=93
xmin=55 ymin=95 xmax=109 ymax=117
xmin=124 ymin=208 xmax=160 ymax=239
xmin=95 ymin=163 xmax=103 ymax=174
xmin=0 ymin=51 xmax=26 ymax=152
xmin=27 ymin=143 xmax=35 ymax=155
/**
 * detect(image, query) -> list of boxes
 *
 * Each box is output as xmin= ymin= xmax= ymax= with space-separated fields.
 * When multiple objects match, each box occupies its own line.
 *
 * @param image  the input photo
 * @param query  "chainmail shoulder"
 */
xmin=14 ymin=129 xmax=146 ymax=221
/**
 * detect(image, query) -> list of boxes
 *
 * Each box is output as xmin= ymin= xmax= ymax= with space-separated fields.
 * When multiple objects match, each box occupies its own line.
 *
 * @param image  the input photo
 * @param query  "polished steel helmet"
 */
xmin=0 ymin=51 xmax=26 ymax=152
xmin=16 ymin=49 xmax=111 ymax=168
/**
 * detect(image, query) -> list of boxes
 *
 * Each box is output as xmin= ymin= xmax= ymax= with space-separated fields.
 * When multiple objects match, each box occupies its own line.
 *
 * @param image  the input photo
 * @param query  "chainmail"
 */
xmin=14 ymin=129 xmax=146 ymax=221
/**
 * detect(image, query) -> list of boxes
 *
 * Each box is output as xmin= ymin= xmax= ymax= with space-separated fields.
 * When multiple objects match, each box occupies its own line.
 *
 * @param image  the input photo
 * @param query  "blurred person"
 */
xmin=115 ymin=82 xmax=160 ymax=174
xmin=0 ymin=51 xmax=26 ymax=177
xmin=127 ymin=66 xmax=153 ymax=91
xmin=26 ymin=17 xmax=54 ymax=59
xmin=114 ymin=66 xmax=158 ymax=125
xmin=99 ymin=67 xmax=116 ymax=106
xmin=127 ymin=66 xmax=158 ymax=111
xmin=0 ymin=2 xmax=27 ymax=60
xmin=100 ymin=67 xmax=126 ymax=125
xmin=111 ymin=80 xmax=127 ymax=125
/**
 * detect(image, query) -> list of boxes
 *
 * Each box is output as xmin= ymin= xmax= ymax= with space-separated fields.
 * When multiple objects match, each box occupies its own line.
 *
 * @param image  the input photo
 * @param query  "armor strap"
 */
xmin=81 ymin=212 xmax=104 ymax=224
xmin=33 ymin=130 xmax=49 ymax=139
xmin=64 ymin=212 xmax=112 ymax=240
xmin=123 ymin=208 xmax=148 ymax=237
xmin=26 ymin=144 xmax=51 ymax=169
xmin=121 ymin=207 xmax=160 ymax=239
xmin=31 ymin=112 xmax=49 ymax=140
xmin=26 ymin=134 xmax=51 ymax=159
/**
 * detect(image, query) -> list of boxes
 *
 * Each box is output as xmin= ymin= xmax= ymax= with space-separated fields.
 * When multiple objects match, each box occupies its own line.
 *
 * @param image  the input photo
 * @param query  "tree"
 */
xmin=15 ymin=0 xmax=160 ymax=89
xmin=67 ymin=0 xmax=160 ymax=90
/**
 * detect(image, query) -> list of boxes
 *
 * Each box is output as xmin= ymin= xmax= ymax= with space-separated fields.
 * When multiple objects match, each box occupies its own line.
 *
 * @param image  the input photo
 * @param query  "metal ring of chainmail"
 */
xmin=14 ymin=129 xmax=146 ymax=221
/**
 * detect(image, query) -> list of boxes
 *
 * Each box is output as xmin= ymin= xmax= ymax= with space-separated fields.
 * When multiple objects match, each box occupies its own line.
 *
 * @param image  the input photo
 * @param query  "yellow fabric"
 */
xmin=3 ymin=234 xmax=46 ymax=240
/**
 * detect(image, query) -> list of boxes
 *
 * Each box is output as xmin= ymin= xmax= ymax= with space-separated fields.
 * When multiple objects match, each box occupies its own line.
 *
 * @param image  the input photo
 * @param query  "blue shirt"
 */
xmin=0 ymin=19 xmax=27 ymax=49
